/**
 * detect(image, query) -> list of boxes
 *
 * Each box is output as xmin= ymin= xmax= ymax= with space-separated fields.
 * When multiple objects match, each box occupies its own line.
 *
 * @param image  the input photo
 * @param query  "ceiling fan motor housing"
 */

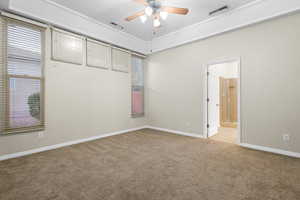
xmin=147 ymin=0 xmax=162 ymax=13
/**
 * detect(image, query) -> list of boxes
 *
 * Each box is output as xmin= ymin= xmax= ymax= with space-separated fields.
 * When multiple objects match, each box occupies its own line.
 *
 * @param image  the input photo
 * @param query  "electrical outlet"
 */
xmin=38 ymin=132 xmax=44 ymax=138
xmin=282 ymin=134 xmax=290 ymax=142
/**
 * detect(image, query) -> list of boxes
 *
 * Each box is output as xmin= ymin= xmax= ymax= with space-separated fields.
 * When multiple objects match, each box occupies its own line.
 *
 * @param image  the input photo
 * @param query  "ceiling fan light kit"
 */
xmin=153 ymin=18 xmax=161 ymax=27
xmin=126 ymin=0 xmax=189 ymax=28
xmin=140 ymin=15 xmax=147 ymax=23
xmin=160 ymin=11 xmax=168 ymax=20
xmin=145 ymin=6 xmax=154 ymax=16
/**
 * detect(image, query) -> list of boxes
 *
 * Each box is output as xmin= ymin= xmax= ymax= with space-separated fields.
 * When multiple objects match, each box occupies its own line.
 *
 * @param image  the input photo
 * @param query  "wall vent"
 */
xmin=209 ymin=6 xmax=229 ymax=16
xmin=110 ymin=22 xmax=124 ymax=30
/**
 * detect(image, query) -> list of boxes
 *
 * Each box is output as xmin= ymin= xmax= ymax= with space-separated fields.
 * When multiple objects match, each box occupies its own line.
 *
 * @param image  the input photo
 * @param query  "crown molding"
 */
xmin=150 ymin=0 xmax=300 ymax=53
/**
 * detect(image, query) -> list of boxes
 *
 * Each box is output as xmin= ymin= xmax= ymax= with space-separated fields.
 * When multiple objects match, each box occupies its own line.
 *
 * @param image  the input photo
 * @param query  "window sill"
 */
xmin=131 ymin=113 xmax=145 ymax=118
xmin=1 ymin=126 xmax=45 ymax=136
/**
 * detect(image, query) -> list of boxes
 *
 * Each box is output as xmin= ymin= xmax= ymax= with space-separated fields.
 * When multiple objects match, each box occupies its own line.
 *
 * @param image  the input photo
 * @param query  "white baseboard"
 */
xmin=240 ymin=143 xmax=300 ymax=158
xmin=0 ymin=126 xmax=148 ymax=161
xmin=2 ymin=126 xmax=298 ymax=161
xmin=146 ymin=126 xmax=204 ymax=138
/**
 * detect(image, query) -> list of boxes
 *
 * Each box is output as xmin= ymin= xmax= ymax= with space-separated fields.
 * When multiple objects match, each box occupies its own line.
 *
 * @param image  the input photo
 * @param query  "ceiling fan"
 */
xmin=125 ymin=0 xmax=189 ymax=28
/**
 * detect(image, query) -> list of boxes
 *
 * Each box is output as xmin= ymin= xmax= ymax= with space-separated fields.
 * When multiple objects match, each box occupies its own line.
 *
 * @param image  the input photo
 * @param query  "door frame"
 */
xmin=203 ymin=57 xmax=242 ymax=144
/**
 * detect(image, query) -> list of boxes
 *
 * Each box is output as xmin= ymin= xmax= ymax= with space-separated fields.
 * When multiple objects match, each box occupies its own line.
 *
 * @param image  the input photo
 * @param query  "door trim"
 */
xmin=203 ymin=57 xmax=242 ymax=144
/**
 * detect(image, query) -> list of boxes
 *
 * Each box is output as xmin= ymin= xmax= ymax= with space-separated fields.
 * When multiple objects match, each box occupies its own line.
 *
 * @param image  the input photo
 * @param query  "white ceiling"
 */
xmin=48 ymin=0 xmax=256 ymax=41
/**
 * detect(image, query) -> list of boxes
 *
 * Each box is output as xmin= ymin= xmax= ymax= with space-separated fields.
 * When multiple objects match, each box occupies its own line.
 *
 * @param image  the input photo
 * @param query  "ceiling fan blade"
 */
xmin=162 ymin=6 xmax=189 ymax=15
xmin=133 ymin=0 xmax=148 ymax=6
xmin=125 ymin=11 xmax=145 ymax=21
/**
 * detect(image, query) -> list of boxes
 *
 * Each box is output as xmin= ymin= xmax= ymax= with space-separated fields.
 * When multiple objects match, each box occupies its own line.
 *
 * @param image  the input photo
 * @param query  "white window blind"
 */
xmin=0 ymin=17 xmax=5 ymax=133
xmin=86 ymin=39 xmax=110 ymax=69
xmin=52 ymin=29 xmax=83 ymax=65
xmin=112 ymin=48 xmax=130 ymax=73
xmin=131 ymin=56 xmax=144 ymax=117
xmin=0 ymin=18 xmax=45 ymax=134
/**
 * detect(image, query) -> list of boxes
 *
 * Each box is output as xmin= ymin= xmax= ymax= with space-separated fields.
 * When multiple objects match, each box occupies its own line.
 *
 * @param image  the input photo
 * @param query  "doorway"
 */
xmin=204 ymin=59 xmax=241 ymax=144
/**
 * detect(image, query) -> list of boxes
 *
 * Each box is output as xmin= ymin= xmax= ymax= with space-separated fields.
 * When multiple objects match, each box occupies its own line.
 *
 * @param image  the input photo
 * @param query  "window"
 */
xmin=51 ymin=28 xmax=83 ymax=65
xmin=0 ymin=19 xmax=45 ymax=134
xmin=112 ymin=48 xmax=130 ymax=73
xmin=131 ymin=56 xmax=144 ymax=117
xmin=86 ymin=39 xmax=110 ymax=69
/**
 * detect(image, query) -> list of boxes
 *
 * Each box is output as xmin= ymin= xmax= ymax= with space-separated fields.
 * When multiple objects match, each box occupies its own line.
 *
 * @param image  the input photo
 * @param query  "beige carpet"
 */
xmin=0 ymin=129 xmax=299 ymax=200
xmin=210 ymin=127 xmax=237 ymax=144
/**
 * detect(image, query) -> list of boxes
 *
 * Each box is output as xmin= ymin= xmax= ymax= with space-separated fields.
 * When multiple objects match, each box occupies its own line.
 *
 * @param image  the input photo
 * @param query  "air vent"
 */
xmin=209 ymin=6 xmax=229 ymax=16
xmin=110 ymin=22 xmax=124 ymax=30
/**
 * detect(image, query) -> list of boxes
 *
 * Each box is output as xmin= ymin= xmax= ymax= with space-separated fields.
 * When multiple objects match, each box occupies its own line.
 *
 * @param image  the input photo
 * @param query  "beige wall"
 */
xmin=146 ymin=13 xmax=300 ymax=153
xmin=1 ymin=13 xmax=300 ymax=157
xmin=0 ymin=26 xmax=147 ymax=156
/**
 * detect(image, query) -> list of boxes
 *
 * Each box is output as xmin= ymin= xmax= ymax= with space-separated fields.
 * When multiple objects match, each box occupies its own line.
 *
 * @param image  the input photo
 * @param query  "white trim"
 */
xmin=146 ymin=126 xmax=204 ymax=138
xmin=204 ymin=58 xmax=242 ymax=144
xmin=112 ymin=46 xmax=131 ymax=54
xmin=0 ymin=11 xmax=48 ymax=28
xmin=1 ymin=126 xmax=299 ymax=161
xmin=131 ymin=52 xmax=147 ymax=59
xmin=0 ymin=126 xmax=148 ymax=161
xmin=240 ymin=143 xmax=300 ymax=158
xmin=51 ymin=26 xmax=85 ymax=39
xmin=86 ymin=38 xmax=111 ymax=47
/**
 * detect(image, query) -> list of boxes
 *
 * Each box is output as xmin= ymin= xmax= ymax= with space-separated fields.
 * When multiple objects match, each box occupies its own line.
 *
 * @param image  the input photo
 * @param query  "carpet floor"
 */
xmin=0 ymin=129 xmax=299 ymax=200
xmin=210 ymin=127 xmax=237 ymax=144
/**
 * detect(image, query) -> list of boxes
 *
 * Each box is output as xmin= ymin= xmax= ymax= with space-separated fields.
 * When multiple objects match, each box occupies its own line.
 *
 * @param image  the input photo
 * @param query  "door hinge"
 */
xmin=207 ymin=98 xmax=210 ymax=102
xmin=207 ymin=124 xmax=210 ymax=128
xmin=207 ymin=72 xmax=210 ymax=76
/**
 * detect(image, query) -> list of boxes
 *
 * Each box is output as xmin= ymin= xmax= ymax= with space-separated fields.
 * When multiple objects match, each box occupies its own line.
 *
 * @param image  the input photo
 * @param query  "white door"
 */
xmin=208 ymin=66 xmax=220 ymax=137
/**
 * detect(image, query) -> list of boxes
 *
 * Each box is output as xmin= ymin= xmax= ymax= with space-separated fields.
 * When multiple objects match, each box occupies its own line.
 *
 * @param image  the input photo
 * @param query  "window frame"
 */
xmin=3 ymin=18 xmax=45 ymax=135
xmin=131 ymin=56 xmax=144 ymax=118
xmin=51 ymin=28 xmax=84 ymax=65
xmin=86 ymin=38 xmax=110 ymax=69
xmin=112 ymin=47 xmax=130 ymax=73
